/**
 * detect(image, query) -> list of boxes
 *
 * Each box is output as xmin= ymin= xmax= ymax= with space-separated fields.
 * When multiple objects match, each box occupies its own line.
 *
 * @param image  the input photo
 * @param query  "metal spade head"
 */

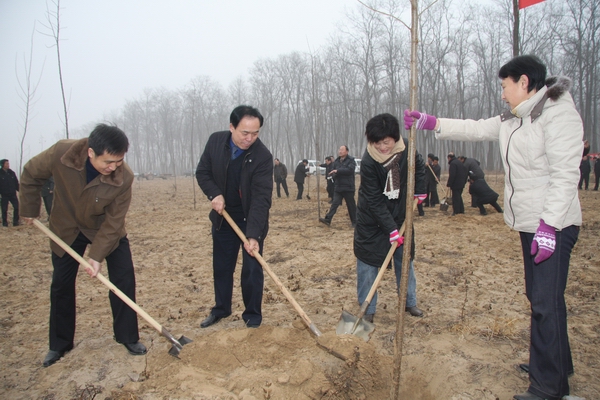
xmin=336 ymin=310 xmax=375 ymax=342
xmin=167 ymin=335 xmax=193 ymax=358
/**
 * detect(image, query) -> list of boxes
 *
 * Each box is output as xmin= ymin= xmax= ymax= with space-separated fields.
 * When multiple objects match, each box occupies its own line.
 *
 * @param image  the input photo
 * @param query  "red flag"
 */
xmin=519 ymin=0 xmax=545 ymax=9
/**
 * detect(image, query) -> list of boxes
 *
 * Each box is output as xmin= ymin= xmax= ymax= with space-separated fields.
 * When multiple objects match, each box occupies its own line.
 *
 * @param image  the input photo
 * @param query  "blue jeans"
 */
xmin=520 ymin=225 xmax=579 ymax=400
xmin=356 ymin=245 xmax=417 ymax=315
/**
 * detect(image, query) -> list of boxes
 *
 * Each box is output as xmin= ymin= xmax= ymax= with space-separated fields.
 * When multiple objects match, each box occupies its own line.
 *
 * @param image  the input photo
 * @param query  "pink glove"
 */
xmin=530 ymin=219 xmax=556 ymax=264
xmin=389 ymin=230 xmax=405 ymax=246
xmin=414 ymin=194 xmax=427 ymax=205
xmin=404 ymin=109 xmax=437 ymax=130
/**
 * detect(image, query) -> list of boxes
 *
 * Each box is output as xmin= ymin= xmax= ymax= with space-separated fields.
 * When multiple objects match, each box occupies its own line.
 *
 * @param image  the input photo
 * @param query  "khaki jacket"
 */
xmin=20 ymin=138 xmax=133 ymax=262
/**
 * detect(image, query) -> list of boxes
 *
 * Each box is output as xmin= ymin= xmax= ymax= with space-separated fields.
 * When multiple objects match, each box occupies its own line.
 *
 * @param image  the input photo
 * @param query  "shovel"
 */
xmin=221 ymin=210 xmax=322 ymax=337
xmin=336 ymin=198 xmax=417 ymax=341
xmin=32 ymin=219 xmax=192 ymax=358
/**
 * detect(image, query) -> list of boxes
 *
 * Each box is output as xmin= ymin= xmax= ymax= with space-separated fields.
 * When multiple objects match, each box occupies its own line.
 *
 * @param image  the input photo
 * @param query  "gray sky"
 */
xmin=0 ymin=0 xmax=352 ymax=170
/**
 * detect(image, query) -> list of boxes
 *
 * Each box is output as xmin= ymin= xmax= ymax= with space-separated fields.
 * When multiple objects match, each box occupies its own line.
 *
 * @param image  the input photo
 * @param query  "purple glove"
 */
xmin=389 ymin=230 xmax=405 ymax=246
xmin=414 ymin=194 xmax=427 ymax=205
xmin=404 ymin=109 xmax=437 ymax=130
xmin=530 ymin=219 xmax=556 ymax=264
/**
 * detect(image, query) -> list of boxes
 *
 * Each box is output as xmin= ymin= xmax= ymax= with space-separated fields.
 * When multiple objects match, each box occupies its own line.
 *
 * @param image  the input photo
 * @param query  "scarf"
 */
xmin=367 ymin=139 xmax=406 ymax=199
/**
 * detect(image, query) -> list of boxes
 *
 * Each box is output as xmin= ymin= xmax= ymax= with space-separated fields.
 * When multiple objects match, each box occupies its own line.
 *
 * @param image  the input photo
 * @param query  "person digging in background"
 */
xmin=294 ymin=159 xmax=309 ymax=200
xmin=354 ymin=113 xmax=427 ymax=322
xmin=405 ymin=54 xmax=583 ymax=400
xmin=196 ymin=105 xmax=273 ymax=329
xmin=467 ymin=174 xmax=503 ymax=215
xmin=19 ymin=124 xmax=147 ymax=367
xmin=446 ymin=152 xmax=468 ymax=215
xmin=320 ymin=156 xmax=335 ymax=202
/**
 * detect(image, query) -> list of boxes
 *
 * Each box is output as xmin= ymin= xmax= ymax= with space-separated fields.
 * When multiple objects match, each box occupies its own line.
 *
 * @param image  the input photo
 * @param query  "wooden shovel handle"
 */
xmin=358 ymin=197 xmax=419 ymax=318
xmin=32 ymin=219 xmax=163 ymax=334
xmin=221 ymin=211 xmax=322 ymax=337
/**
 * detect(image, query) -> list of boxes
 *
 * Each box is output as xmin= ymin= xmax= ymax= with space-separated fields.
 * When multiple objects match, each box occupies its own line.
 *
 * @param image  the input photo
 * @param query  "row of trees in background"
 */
xmin=100 ymin=0 xmax=597 ymax=176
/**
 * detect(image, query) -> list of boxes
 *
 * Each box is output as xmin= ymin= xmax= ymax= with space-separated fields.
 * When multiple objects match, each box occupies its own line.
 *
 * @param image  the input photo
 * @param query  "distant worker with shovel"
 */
xmin=196 ymin=105 xmax=273 ymax=329
xmin=354 ymin=113 xmax=427 ymax=323
xmin=19 ymin=124 xmax=147 ymax=367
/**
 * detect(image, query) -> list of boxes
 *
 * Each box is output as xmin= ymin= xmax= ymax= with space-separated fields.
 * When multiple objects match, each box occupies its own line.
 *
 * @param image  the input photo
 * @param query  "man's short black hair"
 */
xmin=365 ymin=113 xmax=400 ymax=143
xmin=88 ymin=124 xmax=129 ymax=156
xmin=0 ymin=159 xmax=7 ymax=168
xmin=230 ymin=105 xmax=264 ymax=128
xmin=498 ymin=55 xmax=547 ymax=93
xmin=302 ymin=159 xmax=308 ymax=164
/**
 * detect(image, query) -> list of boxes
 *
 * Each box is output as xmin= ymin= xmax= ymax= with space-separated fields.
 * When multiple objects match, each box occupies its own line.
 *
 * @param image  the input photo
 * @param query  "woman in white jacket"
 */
xmin=405 ymin=55 xmax=583 ymax=400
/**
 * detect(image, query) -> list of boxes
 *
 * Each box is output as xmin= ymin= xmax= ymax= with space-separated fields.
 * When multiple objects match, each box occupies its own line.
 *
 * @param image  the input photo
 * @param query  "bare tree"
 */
xmin=16 ymin=23 xmax=44 ymax=176
xmin=40 ymin=0 xmax=69 ymax=138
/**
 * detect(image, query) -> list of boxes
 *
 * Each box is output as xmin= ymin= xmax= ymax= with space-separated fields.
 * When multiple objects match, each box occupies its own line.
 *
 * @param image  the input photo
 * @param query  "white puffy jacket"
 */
xmin=436 ymin=76 xmax=583 ymax=233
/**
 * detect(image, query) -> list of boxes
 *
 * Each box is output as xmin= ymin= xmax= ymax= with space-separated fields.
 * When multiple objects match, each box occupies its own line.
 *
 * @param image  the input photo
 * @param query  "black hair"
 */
xmin=433 ymin=156 xmax=439 ymax=161
xmin=88 ymin=124 xmax=129 ymax=156
xmin=498 ymin=55 xmax=547 ymax=93
xmin=0 ymin=159 xmax=7 ymax=168
xmin=230 ymin=105 xmax=264 ymax=128
xmin=302 ymin=159 xmax=308 ymax=163
xmin=365 ymin=113 xmax=400 ymax=143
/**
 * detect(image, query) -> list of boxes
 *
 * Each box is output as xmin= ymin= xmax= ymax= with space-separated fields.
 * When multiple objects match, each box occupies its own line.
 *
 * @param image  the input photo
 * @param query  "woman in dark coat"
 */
xmin=354 ymin=113 xmax=427 ymax=322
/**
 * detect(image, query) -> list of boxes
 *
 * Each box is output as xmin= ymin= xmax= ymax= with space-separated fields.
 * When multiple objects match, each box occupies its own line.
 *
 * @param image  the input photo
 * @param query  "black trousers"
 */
xmin=275 ymin=178 xmax=289 ymax=197
xmin=325 ymin=190 xmax=356 ymax=224
xmin=326 ymin=179 xmax=334 ymax=199
xmin=476 ymin=199 xmax=503 ymax=214
xmin=578 ymin=172 xmax=589 ymax=190
xmin=49 ymin=233 xmax=139 ymax=352
xmin=450 ymin=187 xmax=464 ymax=214
xmin=295 ymin=182 xmax=304 ymax=199
xmin=520 ymin=225 xmax=579 ymax=400
xmin=1 ymin=193 xmax=19 ymax=226
xmin=211 ymin=216 xmax=264 ymax=326
xmin=426 ymin=184 xmax=439 ymax=206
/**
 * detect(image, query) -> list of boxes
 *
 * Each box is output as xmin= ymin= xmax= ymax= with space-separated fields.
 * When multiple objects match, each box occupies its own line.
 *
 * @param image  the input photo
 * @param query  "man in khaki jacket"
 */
xmin=20 ymin=124 xmax=146 ymax=367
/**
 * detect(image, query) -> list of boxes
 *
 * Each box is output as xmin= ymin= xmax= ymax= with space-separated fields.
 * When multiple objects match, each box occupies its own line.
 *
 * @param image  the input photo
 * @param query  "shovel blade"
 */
xmin=167 ymin=335 xmax=193 ymax=358
xmin=336 ymin=310 xmax=374 ymax=342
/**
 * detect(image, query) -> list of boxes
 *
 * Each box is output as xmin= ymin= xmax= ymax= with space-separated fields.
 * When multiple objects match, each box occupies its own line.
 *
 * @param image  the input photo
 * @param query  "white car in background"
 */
xmin=355 ymin=159 xmax=361 ymax=174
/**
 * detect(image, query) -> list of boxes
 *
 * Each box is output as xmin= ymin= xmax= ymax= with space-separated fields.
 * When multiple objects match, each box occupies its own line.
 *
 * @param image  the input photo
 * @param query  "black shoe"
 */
xmin=121 ymin=341 xmax=147 ymax=355
xmin=513 ymin=391 xmax=546 ymax=400
xmin=246 ymin=321 xmax=261 ymax=328
xmin=363 ymin=314 xmax=374 ymax=323
xmin=200 ymin=313 xmax=224 ymax=328
xmin=42 ymin=349 xmax=68 ymax=367
xmin=480 ymin=211 xmax=488 ymax=215
xmin=405 ymin=306 xmax=423 ymax=317
xmin=319 ymin=218 xmax=331 ymax=226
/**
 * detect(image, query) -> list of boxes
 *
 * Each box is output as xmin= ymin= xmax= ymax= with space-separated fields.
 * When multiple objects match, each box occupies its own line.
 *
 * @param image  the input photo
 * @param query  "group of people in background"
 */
xmin=579 ymin=140 xmax=600 ymax=191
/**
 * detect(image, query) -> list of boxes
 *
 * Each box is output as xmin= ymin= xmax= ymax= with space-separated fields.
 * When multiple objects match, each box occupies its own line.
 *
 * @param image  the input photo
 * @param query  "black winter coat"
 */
xmin=354 ymin=141 xmax=427 ymax=267
xmin=447 ymin=157 xmax=468 ymax=189
xmin=196 ymin=131 xmax=273 ymax=241
xmin=294 ymin=163 xmax=308 ymax=184
xmin=332 ymin=155 xmax=356 ymax=192
xmin=468 ymin=179 xmax=498 ymax=204
xmin=0 ymin=168 xmax=19 ymax=196
xmin=462 ymin=158 xmax=484 ymax=180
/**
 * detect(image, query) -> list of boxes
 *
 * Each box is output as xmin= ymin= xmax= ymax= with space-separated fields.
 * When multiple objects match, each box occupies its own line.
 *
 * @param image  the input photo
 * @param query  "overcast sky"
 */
xmin=0 ymin=0 xmax=353 ymax=170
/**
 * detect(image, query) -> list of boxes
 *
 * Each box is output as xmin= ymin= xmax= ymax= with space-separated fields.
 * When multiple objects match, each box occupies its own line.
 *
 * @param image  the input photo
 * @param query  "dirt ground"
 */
xmin=1 ymin=173 xmax=598 ymax=400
